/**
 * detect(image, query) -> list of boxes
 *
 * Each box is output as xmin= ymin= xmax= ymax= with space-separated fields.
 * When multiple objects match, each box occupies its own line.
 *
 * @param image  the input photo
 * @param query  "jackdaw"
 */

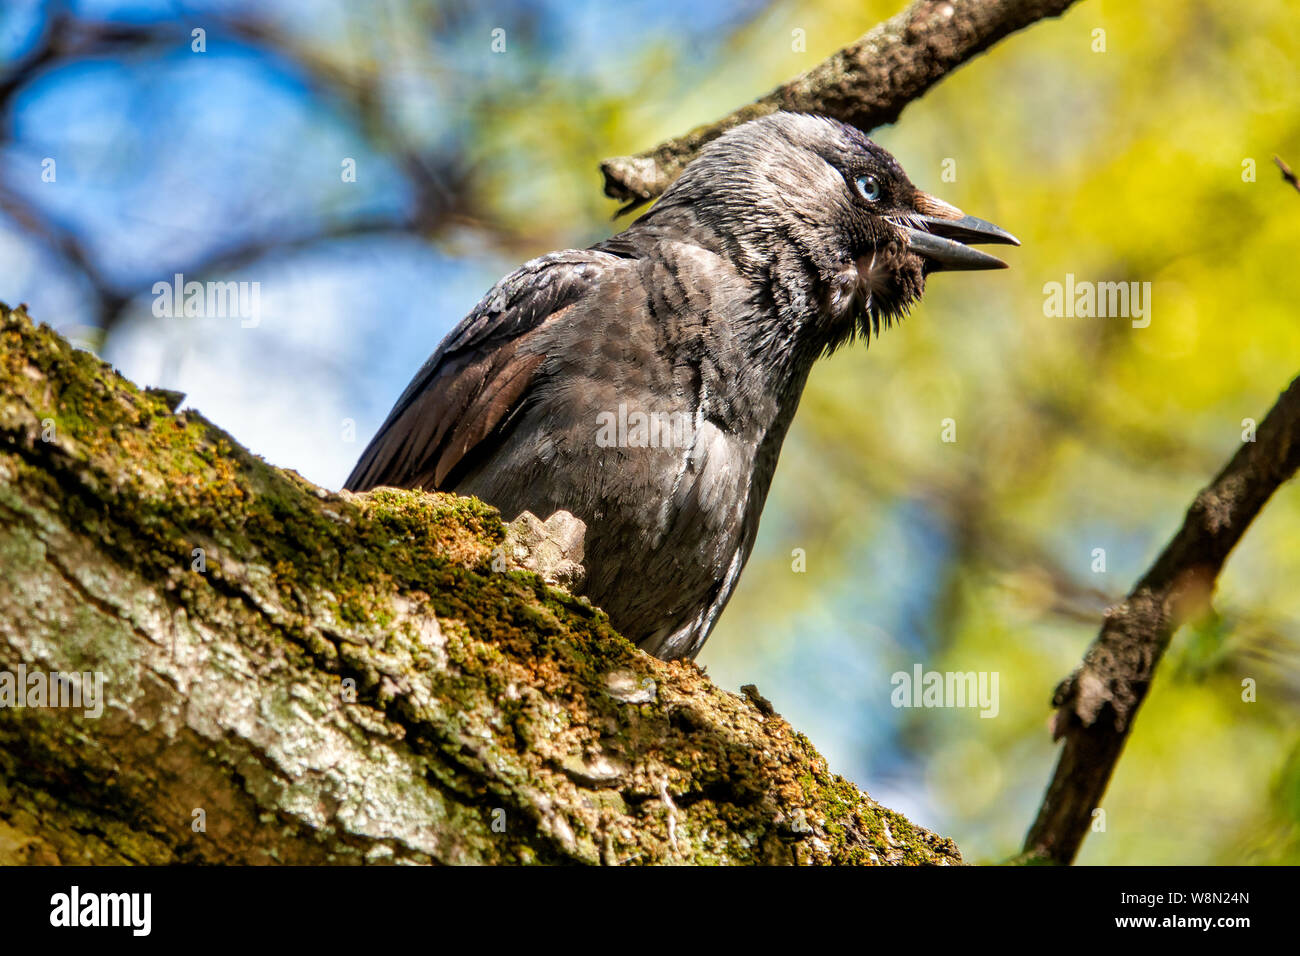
xmin=346 ymin=112 xmax=1017 ymax=660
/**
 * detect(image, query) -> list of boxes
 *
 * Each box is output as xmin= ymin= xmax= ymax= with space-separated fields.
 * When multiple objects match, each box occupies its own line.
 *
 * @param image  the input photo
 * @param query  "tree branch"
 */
xmin=0 ymin=303 xmax=961 ymax=865
xmin=600 ymin=0 xmax=1082 ymax=210
xmin=1021 ymin=374 xmax=1300 ymax=864
xmin=1275 ymin=155 xmax=1300 ymax=195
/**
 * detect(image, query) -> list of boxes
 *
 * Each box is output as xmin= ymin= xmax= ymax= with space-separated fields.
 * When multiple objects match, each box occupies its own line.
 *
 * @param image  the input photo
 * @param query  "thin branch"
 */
xmin=600 ymin=0 xmax=1082 ymax=210
xmin=0 ymin=8 xmax=178 ymax=107
xmin=0 ymin=183 xmax=127 ymax=329
xmin=1275 ymin=155 xmax=1300 ymax=195
xmin=1021 ymin=374 xmax=1300 ymax=864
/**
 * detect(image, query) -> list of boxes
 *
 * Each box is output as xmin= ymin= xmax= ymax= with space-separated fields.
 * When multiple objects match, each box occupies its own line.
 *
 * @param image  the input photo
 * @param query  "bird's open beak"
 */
xmin=903 ymin=193 xmax=1020 ymax=272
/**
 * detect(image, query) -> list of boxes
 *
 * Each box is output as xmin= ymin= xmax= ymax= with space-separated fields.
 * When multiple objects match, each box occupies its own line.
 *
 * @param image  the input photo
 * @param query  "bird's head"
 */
xmin=645 ymin=111 xmax=1018 ymax=351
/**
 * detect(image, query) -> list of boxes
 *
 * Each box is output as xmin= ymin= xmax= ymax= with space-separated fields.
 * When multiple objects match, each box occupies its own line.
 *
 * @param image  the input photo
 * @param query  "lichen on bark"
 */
xmin=0 ymin=303 xmax=960 ymax=865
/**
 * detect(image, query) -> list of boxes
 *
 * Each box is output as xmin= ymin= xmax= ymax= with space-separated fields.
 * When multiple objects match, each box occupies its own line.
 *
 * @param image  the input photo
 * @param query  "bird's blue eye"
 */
xmin=855 ymin=174 xmax=881 ymax=202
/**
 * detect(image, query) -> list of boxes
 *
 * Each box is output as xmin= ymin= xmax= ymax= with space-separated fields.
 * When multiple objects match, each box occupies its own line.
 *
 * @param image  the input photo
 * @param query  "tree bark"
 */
xmin=0 ymin=304 xmax=959 ymax=865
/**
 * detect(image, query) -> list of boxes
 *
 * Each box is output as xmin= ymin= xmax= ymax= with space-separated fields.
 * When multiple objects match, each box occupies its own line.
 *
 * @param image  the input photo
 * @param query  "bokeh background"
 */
xmin=2 ymin=0 xmax=1298 ymax=864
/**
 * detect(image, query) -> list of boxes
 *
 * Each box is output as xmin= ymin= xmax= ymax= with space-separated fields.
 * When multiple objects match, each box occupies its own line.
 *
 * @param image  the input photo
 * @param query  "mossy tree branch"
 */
xmin=0 ymin=304 xmax=959 ymax=865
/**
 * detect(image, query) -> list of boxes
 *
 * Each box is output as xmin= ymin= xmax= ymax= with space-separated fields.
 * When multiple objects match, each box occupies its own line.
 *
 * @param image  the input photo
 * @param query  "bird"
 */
xmin=346 ymin=112 xmax=1017 ymax=661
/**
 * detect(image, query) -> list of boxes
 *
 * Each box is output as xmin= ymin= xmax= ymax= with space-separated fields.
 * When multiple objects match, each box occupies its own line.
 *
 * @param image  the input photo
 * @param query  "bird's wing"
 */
xmin=344 ymin=250 xmax=617 ymax=492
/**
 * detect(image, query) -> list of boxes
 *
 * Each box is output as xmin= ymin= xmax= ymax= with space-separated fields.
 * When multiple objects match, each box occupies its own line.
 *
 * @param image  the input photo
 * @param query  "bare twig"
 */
xmin=600 ymin=0 xmax=1082 ymax=210
xmin=1275 ymin=155 xmax=1300 ymax=195
xmin=1022 ymin=374 xmax=1300 ymax=864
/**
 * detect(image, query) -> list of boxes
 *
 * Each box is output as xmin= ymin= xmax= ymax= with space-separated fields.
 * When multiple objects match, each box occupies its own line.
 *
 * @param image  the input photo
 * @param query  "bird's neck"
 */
xmin=597 ymin=212 xmax=849 ymax=448
xmin=613 ymin=210 xmax=845 ymax=377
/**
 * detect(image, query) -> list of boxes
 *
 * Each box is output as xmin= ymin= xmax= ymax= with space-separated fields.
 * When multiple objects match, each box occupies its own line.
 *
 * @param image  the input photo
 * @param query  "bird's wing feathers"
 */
xmin=344 ymin=250 xmax=616 ymax=492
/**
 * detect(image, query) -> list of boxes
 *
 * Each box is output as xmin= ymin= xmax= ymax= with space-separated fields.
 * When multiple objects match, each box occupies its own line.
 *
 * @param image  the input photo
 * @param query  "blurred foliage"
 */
xmin=706 ymin=0 xmax=1300 ymax=866
xmin=1 ymin=0 xmax=1298 ymax=864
